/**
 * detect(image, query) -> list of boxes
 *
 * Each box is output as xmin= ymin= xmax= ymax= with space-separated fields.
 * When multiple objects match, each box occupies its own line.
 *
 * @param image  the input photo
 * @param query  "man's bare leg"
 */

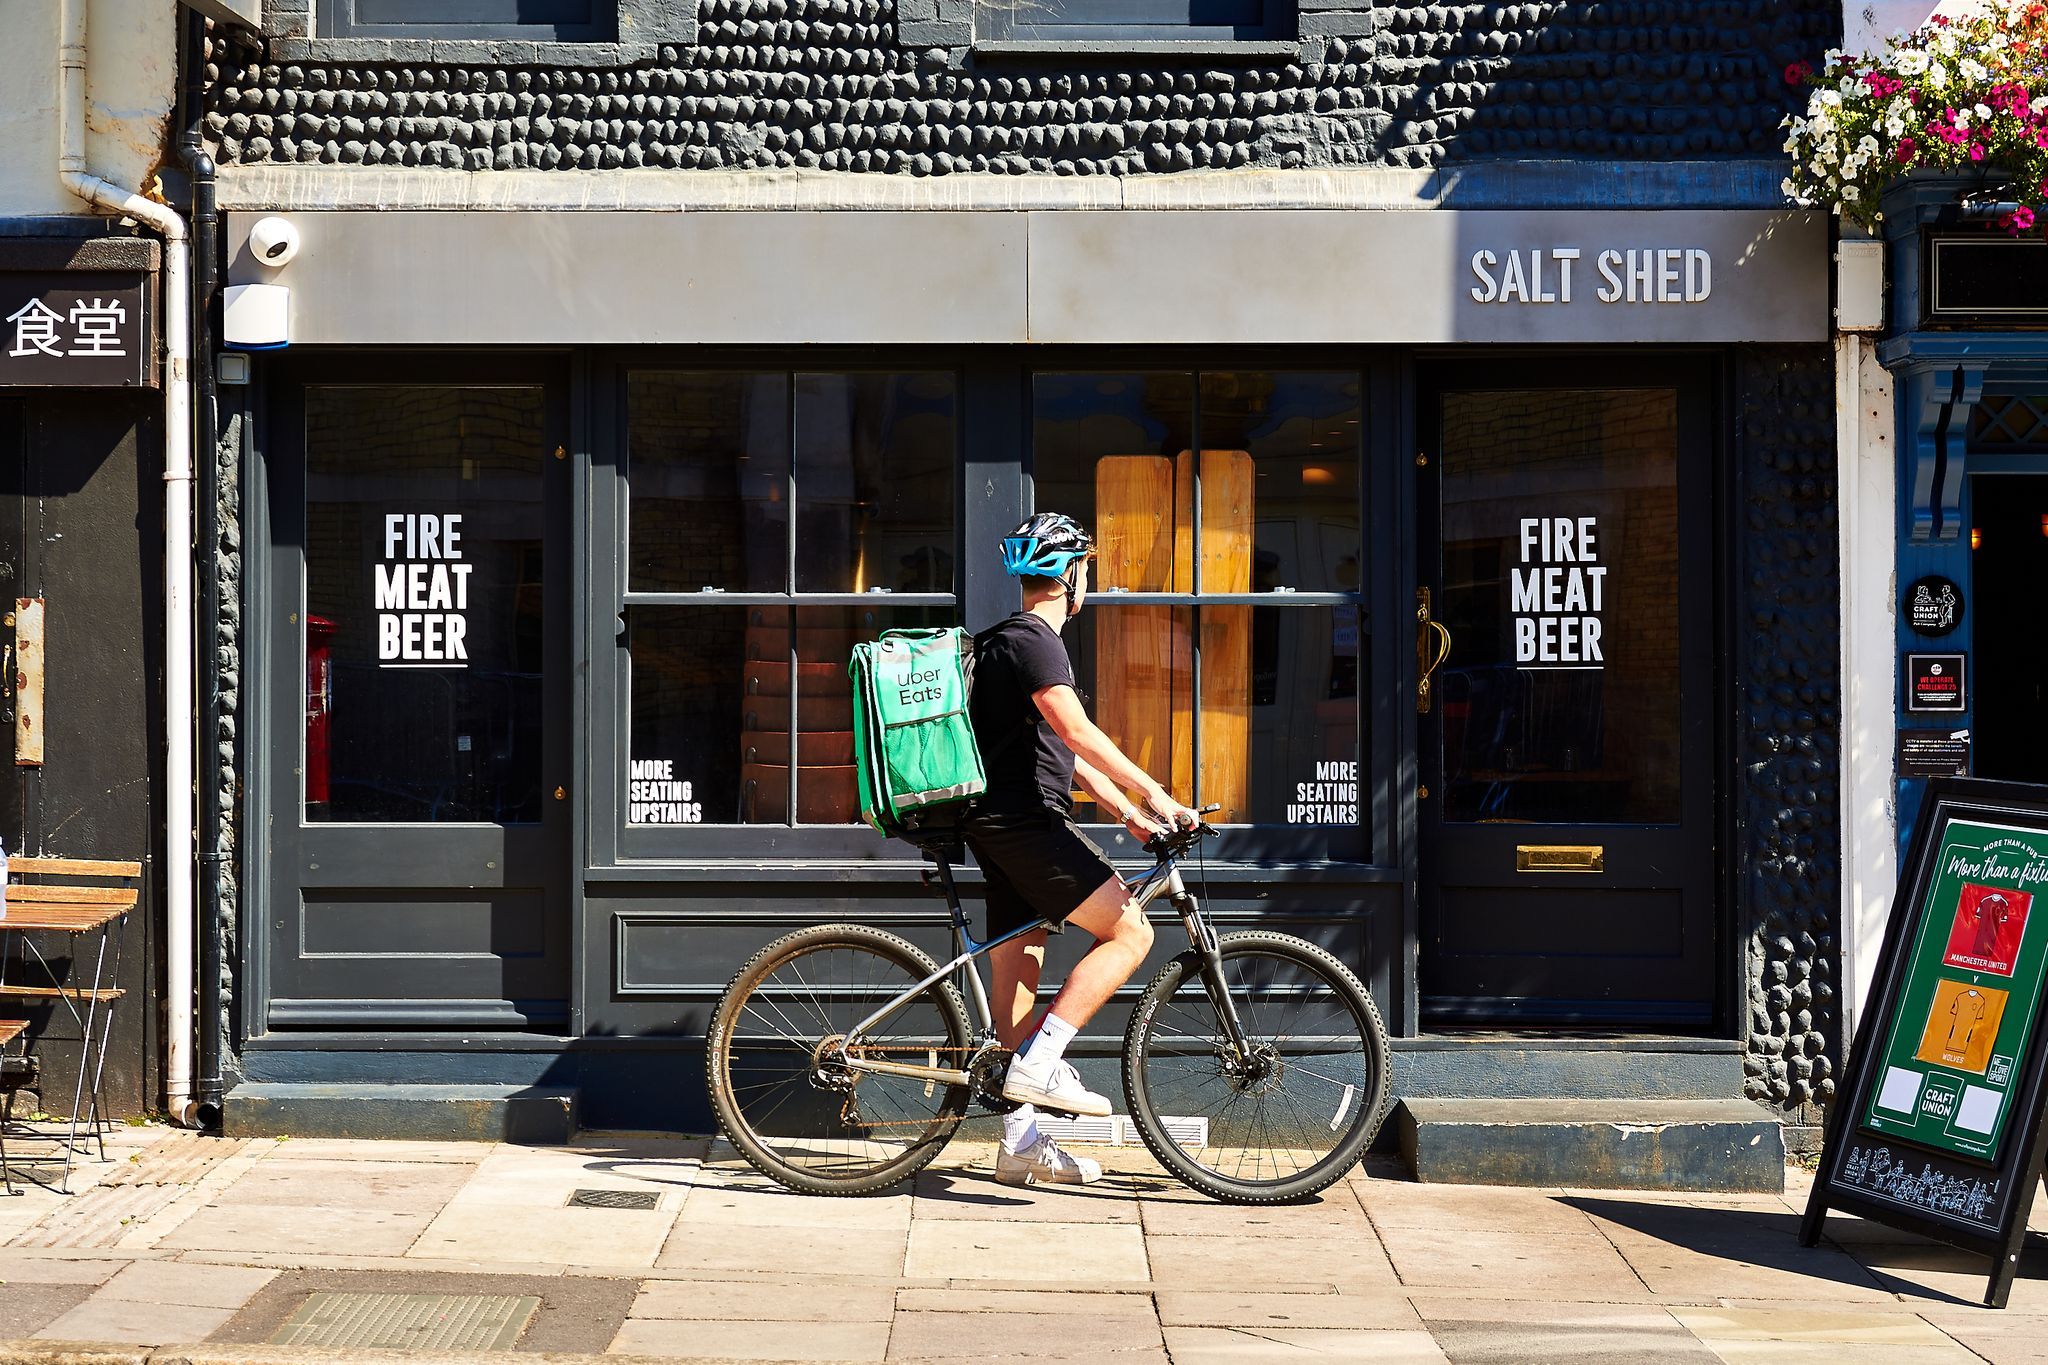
xmin=988 ymin=930 xmax=1047 ymax=1050
xmin=1002 ymin=877 xmax=1154 ymax=1117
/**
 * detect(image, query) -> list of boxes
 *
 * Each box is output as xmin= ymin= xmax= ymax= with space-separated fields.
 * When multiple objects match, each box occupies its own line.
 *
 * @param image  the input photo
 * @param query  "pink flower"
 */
xmin=1971 ymin=142 xmax=1988 ymax=160
xmin=2005 ymin=206 xmax=2036 ymax=235
xmin=1784 ymin=61 xmax=1813 ymax=86
xmin=1897 ymin=135 xmax=1920 ymax=163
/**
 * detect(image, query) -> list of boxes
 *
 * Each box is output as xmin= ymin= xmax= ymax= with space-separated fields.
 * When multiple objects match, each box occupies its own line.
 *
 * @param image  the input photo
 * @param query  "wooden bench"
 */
xmin=0 ymin=856 xmax=141 ymax=1191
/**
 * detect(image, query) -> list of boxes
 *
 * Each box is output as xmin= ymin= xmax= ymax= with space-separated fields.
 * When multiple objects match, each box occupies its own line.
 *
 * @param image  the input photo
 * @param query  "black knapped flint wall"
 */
xmin=206 ymin=1 xmax=1836 ymax=173
xmin=1737 ymin=348 xmax=1840 ymax=1122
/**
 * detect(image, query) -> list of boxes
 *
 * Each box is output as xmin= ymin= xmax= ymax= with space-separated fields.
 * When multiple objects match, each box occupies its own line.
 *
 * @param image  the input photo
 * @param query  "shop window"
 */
xmin=624 ymin=371 xmax=956 ymax=827
xmin=978 ymin=0 xmax=1290 ymax=42
xmin=315 ymin=0 xmax=617 ymax=40
xmin=1436 ymin=389 xmax=1681 ymax=825
xmin=1033 ymin=371 xmax=1364 ymax=827
xmin=304 ymin=386 xmax=547 ymax=824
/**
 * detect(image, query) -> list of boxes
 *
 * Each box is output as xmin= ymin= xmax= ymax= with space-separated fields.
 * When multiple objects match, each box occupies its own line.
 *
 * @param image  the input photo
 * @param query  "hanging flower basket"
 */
xmin=1782 ymin=1 xmax=2048 ymax=235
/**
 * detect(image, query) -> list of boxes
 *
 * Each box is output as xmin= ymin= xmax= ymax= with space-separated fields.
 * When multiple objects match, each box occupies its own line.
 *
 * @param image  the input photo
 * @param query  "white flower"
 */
xmin=1896 ymin=49 xmax=1930 ymax=75
xmin=1820 ymin=89 xmax=1844 ymax=109
xmin=1963 ymin=58 xmax=1991 ymax=85
xmin=2032 ymin=94 xmax=2048 ymax=115
xmin=1956 ymin=107 xmax=1972 ymax=129
xmin=1976 ymin=102 xmax=1994 ymax=123
xmin=1928 ymin=62 xmax=1950 ymax=91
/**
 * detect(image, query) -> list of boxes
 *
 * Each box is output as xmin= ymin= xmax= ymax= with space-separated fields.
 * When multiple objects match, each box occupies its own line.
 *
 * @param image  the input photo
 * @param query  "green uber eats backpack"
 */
xmin=849 ymin=628 xmax=987 ymax=838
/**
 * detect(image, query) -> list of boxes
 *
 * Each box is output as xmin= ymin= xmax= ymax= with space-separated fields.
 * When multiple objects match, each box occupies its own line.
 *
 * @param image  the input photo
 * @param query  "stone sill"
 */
xmin=264 ymin=38 xmax=669 ymax=65
xmin=971 ymin=38 xmax=1301 ymax=60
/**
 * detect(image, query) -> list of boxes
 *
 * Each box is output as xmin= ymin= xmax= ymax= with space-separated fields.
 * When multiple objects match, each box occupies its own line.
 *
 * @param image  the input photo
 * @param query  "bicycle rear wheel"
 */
xmin=1124 ymin=930 xmax=1390 ymax=1203
xmin=706 ymin=923 xmax=973 ymax=1196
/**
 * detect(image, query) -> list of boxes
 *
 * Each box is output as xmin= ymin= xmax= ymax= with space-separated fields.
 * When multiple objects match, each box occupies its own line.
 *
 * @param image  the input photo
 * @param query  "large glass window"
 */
xmin=304 ymin=386 xmax=547 ymax=823
xmin=1436 ymin=388 xmax=1681 ymax=825
xmin=624 ymin=371 xmax=956 ymax=827
xmin=1034 ymin=371 xmax=1364 ymax=827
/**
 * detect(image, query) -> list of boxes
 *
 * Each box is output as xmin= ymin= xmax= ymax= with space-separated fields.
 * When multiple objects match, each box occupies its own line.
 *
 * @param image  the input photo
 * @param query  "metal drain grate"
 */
xmin=567 ymin=1187 xmax=660 ymax=1209
xmin=271 ymin=1293 xmax=539 ymax=1352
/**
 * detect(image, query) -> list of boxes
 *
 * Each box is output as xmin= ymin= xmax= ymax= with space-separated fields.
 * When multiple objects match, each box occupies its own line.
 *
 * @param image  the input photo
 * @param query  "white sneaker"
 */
xmin=995 ymin=1134 xmax=1103 ymax=1186
xmin=1002 ymin=1057 xmax=1112 ymax=1118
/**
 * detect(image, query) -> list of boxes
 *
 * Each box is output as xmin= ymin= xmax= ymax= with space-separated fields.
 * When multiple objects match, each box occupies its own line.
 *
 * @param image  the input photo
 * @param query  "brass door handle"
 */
xmin=1416 ymin=588 xmax=1452 ymax=714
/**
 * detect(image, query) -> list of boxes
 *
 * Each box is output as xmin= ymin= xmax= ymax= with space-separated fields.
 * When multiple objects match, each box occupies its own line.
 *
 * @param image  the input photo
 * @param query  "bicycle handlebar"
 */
xmin=1143 ymin=804 xmax=1223 ymax=861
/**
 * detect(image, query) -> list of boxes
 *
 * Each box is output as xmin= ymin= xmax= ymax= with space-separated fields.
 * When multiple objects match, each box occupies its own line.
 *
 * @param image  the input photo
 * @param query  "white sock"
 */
xmin=1019 ymin=1012 xmax=1079 ymax=1073
xmin=1002 ymin=1104 xmax=1041 ymax=1154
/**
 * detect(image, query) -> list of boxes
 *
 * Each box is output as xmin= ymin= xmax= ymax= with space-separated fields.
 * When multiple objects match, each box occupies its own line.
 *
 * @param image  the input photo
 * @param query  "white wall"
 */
xmin=1837 ymin=333 xmax=1899 ymax=1043
xmin=0 ymin=0 xmax=180 ymax=218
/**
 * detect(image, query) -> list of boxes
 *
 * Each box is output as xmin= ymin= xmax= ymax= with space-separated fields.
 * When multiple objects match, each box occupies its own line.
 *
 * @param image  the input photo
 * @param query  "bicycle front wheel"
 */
xmin=706 ymin=923 xmax=973 ymax=1196
xmin=1124 ymin=931 xmax=1390 ymax=1203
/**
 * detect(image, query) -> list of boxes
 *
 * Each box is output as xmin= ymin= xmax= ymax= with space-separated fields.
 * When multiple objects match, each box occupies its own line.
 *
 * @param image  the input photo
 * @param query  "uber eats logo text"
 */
xmin=1513 ymin=516 xmax=1607 ymax=669
xmin=377 ymin=513 xmax=472 ymax=667
xmin=895 ymin=666 xmax=948 ymax=706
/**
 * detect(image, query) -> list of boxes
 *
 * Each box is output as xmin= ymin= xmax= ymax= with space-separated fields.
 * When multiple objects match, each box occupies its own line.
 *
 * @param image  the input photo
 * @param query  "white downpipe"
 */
xmin=58 ymin=0 xmax=199 ymax=1127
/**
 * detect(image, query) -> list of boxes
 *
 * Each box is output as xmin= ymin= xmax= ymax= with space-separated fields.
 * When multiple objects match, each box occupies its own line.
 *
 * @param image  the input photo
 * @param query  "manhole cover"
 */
xmin=568 ymin=1187 xmax=659 ymax=1209
xmin=271 ymin=1293 xmax=539 ymax=1352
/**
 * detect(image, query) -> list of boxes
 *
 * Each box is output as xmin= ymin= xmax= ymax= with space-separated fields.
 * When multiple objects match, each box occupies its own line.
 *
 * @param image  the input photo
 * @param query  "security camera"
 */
xmin=247 ymin=216 xmax=301 ymax=268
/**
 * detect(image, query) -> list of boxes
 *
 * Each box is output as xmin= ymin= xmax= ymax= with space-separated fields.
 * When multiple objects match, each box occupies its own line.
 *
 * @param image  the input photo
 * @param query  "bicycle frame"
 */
xmin=838 ymin=842 xmax=1248 ymax=1089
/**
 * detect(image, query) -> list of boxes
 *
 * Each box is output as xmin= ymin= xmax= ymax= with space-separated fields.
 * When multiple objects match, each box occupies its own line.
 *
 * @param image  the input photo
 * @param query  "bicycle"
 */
xmin=705 ymin=810 xmax=1392 ymax=1203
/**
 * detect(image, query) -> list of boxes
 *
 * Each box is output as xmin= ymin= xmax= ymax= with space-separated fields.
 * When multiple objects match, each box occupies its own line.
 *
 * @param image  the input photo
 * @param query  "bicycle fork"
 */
xmin=1159 ymin=865 xmax=1255 ymax=1057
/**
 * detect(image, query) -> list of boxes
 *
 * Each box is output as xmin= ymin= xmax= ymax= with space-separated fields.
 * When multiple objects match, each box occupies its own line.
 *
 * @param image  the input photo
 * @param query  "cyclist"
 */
xmin=966 ymin=511 xmax=1200 ymax=1187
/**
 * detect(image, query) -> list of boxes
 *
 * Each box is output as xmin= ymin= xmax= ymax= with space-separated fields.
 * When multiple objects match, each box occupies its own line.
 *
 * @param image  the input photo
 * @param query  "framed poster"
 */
xmin=1802 ymin=779 xmax=2048 ymax=1308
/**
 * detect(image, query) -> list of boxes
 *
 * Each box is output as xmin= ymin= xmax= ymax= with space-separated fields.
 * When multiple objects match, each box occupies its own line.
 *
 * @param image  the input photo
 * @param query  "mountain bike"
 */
xmin=704 ymin=812 xmax=1392 ymax=1203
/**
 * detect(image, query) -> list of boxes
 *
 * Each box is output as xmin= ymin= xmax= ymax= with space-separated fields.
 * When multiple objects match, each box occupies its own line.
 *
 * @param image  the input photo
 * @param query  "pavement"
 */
xmin=0 ymin=1125 xmax=2043 ymax=1364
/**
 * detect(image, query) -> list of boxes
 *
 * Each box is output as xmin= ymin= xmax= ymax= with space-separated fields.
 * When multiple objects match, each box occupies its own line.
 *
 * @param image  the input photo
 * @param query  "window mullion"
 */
xmin=786 ymin=374 xmax=799 ymax=827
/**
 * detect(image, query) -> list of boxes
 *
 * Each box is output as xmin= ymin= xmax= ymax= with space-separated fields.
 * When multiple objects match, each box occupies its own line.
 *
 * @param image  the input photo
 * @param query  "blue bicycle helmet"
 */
xmin=1000 ymin=512 xmax=1094 ymax=578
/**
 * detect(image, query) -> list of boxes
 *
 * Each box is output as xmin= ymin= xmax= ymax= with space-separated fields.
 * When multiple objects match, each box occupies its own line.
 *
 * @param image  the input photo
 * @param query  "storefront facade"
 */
xmin=201 ymin=4 xmax=1846 ymax=1138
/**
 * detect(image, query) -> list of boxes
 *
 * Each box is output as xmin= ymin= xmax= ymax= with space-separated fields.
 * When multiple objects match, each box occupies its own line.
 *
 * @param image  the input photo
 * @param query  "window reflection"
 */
xmin=628 ymin=372 xmax=789 ymax=594
xmin=794 ymin=373 xmax=954 ymax=593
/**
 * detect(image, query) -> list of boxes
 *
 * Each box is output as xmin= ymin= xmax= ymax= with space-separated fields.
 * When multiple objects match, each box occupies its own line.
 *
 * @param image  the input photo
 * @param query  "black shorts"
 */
xmin=962 ymin=807 xmax=1121 ymax=939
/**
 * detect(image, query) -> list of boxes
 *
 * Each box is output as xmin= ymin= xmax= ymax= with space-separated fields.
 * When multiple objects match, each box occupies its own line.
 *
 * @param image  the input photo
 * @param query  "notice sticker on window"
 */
xmin=1288 ymin=760 xmax=1358 ymax=826
xmin=376 ymin=513 xmax=472 ymax=670
xmin=629 ymin=758 xmax=702 ymax=824
xmin=1512 ymin=516 xmax=1608 ymax=670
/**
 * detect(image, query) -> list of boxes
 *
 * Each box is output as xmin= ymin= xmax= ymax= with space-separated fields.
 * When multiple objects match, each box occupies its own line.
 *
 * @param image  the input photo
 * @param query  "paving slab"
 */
xmin=608 ymin=1316 xmax=892 ymax=1359
xmin=1428 ymin=1318 xmax=1721 ymax=1364
xmin=911 ymin=1170 xmax=1140 ymax=1224
xmin=0 ymin=1257 xmax=128 ymax=1285
xmin=251 ymin=1140 xmax=490 ymax=1164
xmin=1381 ymin=1227 xmax=1643 ymax=1294
xmin=1142 ymin=1233 xmax=1395 ymax=1292
xmin=32 ymin=1297 xmax=237 ymax=1346
xmin=632 ymin=1279 xmax=895 ymax=1322
xmin=157 ymin=1206 xmax=435 ymax=1258
xmin=1609 ymin=1233 xmax=1897 ymax=1304
xmin=411 ymin=1204 xmax=675 ymax=1270
xmin=894 ymin=1289 xmax=1154 ymax=1317
xmin=657 ymin=1221 xmax=908 ymax=1280
xmin=0 ymin=1284 xmax=93 ymax=1339
xmin=885 ymin=1308 xmax=1163 ymax=1359
xmin=1700 ymin=1345 xmax=1981 ymax=1365
xmin=1854 ymin=1244 xmax=2048 ymax=1311
xmin=98 ymin=1260 xmax=278 ymax=1309
xmin=678 ymin=1184 xmax=912 ymax=1232
xmin=1138 ymin=1194 xmax=1369 ymax=1239
xmin=1154 ymin=1290 xmax=1420 ymax=1330
xmin=1162 ymin=1325 xmax=1450 ymax=1361
xmin=903 ymin=1220 xmax=1147 ymax=1284
xmin=1673 ymin=1306 xmax=1956 ymax=1344
xmin=1917 ymin=1309 xmax=2048 ymax=1363
xmin=210 ymin=1161 xmax=473 ymax=1211
xmin=1357 ymin=1181 xmax=1599 ymax=1237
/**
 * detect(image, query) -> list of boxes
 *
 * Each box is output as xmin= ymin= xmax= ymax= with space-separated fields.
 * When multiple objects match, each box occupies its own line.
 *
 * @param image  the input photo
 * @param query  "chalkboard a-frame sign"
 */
xmin=1803 ymin=779 xmax=2048 ymax=1308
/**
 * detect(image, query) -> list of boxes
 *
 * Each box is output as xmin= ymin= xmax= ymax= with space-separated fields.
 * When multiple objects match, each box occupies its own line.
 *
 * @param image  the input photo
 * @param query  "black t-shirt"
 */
xmin=971 ymin=613 xmax=1078 ymax=814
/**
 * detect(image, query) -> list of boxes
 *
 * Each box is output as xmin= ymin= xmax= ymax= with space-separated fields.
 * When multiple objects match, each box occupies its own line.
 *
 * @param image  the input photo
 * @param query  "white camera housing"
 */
xmin=247 ymin=216 xmax=301 ymax=268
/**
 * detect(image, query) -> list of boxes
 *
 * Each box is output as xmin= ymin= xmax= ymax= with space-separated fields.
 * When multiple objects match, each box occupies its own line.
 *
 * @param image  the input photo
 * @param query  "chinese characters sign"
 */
xmin=1861 ymin=820 xmax=2048 ymax=1163
xmin=0 ymin=275 xmax=150 ymax=387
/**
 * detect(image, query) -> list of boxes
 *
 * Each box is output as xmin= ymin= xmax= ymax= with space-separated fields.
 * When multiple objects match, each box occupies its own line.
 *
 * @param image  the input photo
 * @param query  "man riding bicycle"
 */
xmin=966 ymin=512 xmax=1200 ymax=1188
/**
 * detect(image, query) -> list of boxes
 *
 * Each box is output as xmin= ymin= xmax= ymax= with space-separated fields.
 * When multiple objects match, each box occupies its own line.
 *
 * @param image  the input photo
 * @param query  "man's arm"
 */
xmin=1035 ymin=684 xmax=1198 ymax=828
xmin=1073 ymin=756 xmax=1166 ymax=837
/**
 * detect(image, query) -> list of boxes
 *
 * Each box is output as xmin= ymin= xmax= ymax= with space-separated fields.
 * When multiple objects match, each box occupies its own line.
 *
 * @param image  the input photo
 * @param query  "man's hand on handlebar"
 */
xmin=1144 ymin=789 xmax=1203 ymax=833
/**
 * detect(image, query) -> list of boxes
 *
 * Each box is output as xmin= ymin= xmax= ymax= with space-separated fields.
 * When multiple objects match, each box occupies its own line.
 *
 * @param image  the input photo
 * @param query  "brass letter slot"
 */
xmin=1516 ymin=844 xmax=1604 ymax=873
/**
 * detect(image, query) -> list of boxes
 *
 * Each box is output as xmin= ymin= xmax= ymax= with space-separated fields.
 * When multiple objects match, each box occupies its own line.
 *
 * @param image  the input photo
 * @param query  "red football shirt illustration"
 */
xmin=1944 ymin=883 xmax=2031 ymax=977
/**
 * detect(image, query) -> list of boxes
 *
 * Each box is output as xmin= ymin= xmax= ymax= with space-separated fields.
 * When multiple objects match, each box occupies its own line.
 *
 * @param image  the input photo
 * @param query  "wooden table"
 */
xmin=0 ymin=857 xmax=138 ymax=1192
